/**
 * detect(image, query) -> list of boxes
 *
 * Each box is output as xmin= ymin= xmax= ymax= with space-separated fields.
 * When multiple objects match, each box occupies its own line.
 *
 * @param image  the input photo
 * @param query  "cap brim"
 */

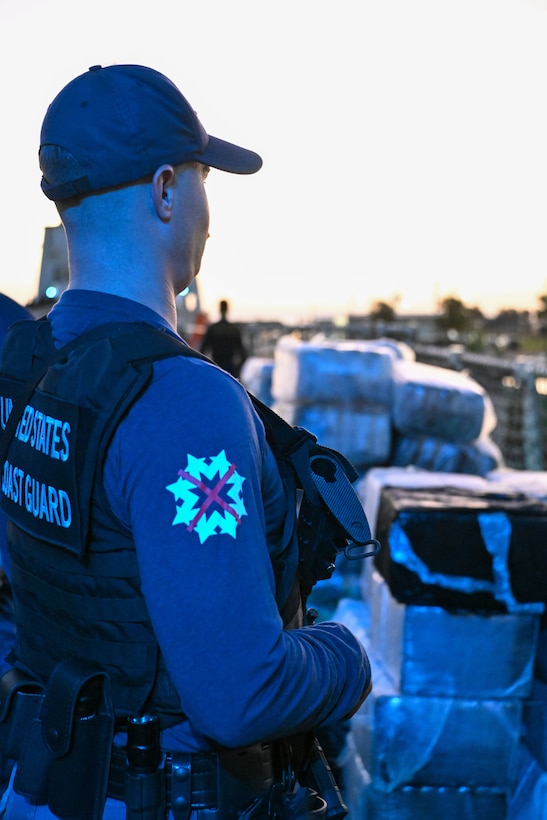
xmin=198 ymin=135 xmax=263 ymax=175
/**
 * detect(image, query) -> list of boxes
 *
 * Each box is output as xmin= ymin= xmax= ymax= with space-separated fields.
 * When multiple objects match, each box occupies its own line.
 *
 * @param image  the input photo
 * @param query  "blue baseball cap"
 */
xmin=40 ymin=64 xmax=263 ymax=201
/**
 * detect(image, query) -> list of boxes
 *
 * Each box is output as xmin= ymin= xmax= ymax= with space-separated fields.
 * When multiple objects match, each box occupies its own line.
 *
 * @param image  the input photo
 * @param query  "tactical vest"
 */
xmin=0 ymin=318 xmax=204 ymax=725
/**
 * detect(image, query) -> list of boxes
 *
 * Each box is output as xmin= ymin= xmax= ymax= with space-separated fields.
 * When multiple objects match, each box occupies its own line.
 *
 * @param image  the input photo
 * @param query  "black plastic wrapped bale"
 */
xmin=373 ymin=486 xmax=547 ymax=613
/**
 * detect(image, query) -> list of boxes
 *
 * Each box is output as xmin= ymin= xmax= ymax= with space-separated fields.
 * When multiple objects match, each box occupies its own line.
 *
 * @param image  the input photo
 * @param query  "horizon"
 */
xmin=2 ymin=0 xmax=547 ymax=323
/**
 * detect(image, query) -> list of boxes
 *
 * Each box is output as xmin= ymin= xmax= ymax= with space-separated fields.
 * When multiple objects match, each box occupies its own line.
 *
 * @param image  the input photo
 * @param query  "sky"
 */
xmin=1 ymin=0 xmax=547 ymax=324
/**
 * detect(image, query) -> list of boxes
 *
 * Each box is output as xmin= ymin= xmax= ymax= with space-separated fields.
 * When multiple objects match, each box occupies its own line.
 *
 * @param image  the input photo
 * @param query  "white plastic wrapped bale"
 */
xmin=488 ymin=469 xmax=547 ymax=500
xmin=369 ymin=569 xmax=539 ymax=699
xmin=331 ymin=598 xmax=516 ymax=815
xmin=331 ymin=596 xmax=371 ymax=647
xmin=272 ymin=401 xmax=392 ymax=468
xmin=239 ymin=356 xmax=274 ymax=405
xmin=507 ymin=745 xmax=547 ymax=820
xmin=522 ymin=680 xmax=547 ymax=772
xmin=271 ymin=335 xmax=395 ymax=406
xmin=536 ymin=627 xmax=547 ymax=683
xmin=391 ymin=359 xmax=497 ymax=443
xmin=338 ymin=733 xmax=371 ymax=819
xmin=351 ymin=657 xmax=522 ymax=793
xmin=372 ymin=337 xmax=416 ymax=362
xmin=523 ymin=680 xmax=547 ymax=770
xmin=364 ymin=783 xmax=508 ymax=820
xmin=391 ymin=432 xmax=504 ymax=476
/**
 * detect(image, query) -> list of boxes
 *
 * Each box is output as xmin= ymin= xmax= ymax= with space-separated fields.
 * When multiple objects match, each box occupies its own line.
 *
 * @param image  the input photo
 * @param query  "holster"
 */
xmin=11 ymin=659 xmax=115 ymax=820
xmin=0 ymin=667 xmax=44 ymax=776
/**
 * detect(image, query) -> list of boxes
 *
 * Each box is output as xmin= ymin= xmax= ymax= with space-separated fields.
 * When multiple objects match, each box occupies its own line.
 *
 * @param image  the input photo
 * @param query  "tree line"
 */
xmin=369 ymin=295 xmax=547 ymax=336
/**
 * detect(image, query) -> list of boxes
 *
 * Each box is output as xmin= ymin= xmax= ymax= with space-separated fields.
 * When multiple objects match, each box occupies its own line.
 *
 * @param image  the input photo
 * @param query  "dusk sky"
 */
xmin=1 ymin=0 xmax=547 ymax=322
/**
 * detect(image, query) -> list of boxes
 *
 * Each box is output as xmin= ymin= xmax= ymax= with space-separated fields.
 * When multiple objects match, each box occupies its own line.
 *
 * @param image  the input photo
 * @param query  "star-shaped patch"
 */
xmin=166 ymin=450 xmax=247 ymax=544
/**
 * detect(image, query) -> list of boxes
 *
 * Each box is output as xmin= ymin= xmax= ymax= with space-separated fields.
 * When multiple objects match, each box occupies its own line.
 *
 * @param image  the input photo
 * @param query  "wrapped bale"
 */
xmin=239 ymin=356 xmax=274 ymax=405
xmin=364 ymin=783 xmax=508 ymax=820
xmin=536 ymin=626 xmax=547 ymax=683
xmin=332 ymin=589 xmax=513 ymax=818
xmin=371 ymin=336 xmax=416 ymax=362
xmin=271 ymin=335 xmax=395 ymax=406
xmin=369 ymin=569 xmax=538 ymax=699
xmin=372 ymin=485 xmax=547 ymax=612
xmin=391 ymin=359 xmax=496 ymax=444
xmin=488 ymin=468 xmax=547 ymax=500
xmin=338 ymin=733 xmax=371 ymax=819
xmin=522 ymin=680 xmax=547 ymax=772
xmin=351 ymin=658 xmax=522 ymax=793
xmin=391 ymin=432 xmax=504 ymax=476
xmin=272 ymin=400 xmax=392 ymax=468
xmin=507 ymin=745 xmax=547 ymax=820
xmin=340 ymin=732 xmax=509 ymax=820
xmin=331 ymin=596 xmax=371 ymax=646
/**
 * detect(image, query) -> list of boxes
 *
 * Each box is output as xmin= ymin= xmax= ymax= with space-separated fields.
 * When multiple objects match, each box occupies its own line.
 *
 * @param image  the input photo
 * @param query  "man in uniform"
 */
xmin=0 ymin=65 xmax=371 ymax=819
xmin=200 ymin=299 xmax=247 ymax=378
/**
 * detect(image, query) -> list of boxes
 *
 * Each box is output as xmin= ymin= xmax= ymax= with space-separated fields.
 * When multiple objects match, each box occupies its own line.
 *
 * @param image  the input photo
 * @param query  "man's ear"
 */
xmin=151 ymin=164 xmax=176 ymax=221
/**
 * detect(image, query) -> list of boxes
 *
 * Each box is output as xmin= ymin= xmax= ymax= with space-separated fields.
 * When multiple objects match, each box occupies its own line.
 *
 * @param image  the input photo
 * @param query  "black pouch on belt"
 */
xmin=13 ymin=659 xmax=115 ymax=820
xmin=0 ymin=668 xmax=44 ymax=773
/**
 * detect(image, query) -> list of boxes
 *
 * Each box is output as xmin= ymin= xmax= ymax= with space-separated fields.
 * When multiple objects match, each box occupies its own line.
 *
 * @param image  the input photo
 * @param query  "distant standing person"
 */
xmin=200 ymin=298 xmax=247 ymax=377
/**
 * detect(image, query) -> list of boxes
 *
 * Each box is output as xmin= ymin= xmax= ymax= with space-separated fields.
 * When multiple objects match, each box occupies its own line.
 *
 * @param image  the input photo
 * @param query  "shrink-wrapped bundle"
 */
xmin=523 ymin=680 xmax=547 ymax=772
xmin=351 ymin=657 xmax=522 ymax=792
xmin=391 ymin=359 xmax=496 ymax=443
xmin=374 ymin=485 xmax=547 ymax=612
xmin=488 ymin=468 xmax=547 ymax=500
xmin=271 ymin=335 xmax=395 ymax=405
xmin=391 ymin=432 xmax=504 ymax=476
xmin=338 ymin=733 xmax=371 ymax=819
xmin=364 ymin=783 xmax=508 ymax=820
xmin=507 ymin=745 xmax=547 ymax=820
xmin=331 ymin=596 xmax=370 ymax=647
xmin=272 ymin=401 xmax=392 ymax=468
xmin=239 ymin=356 xmax=274 ymax=405
xmin=355 ymin=467 xmax=547 ymax=613
xmin=332 ymin=598 xmax=516 ymax=818
xmin=372 ymin=337 xmax=416 ymax=362
xmin=369 ymin=569 xmax=538 ymax=699
xmin=536 ymin=627 xmax=547 ymax=683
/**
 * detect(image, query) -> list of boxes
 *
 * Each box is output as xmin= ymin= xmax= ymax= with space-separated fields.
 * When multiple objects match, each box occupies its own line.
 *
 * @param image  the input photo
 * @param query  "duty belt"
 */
xmin=108 ymin=742 xmax=277 ymax=818
xmin=1 ymin=667 xmax=340 ymax=818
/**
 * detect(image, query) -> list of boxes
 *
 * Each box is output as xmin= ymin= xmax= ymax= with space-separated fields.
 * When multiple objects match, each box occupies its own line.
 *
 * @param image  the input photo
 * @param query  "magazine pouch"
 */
xmin=14 ymin=659 xmax=115 ymax=820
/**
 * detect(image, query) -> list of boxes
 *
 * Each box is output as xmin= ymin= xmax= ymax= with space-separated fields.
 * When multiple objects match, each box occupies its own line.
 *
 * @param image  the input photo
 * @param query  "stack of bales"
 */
xmin=241 ymin=337 xmax=547 ymax=818
xmin=337 ymin=466 xmax=547 ymax=819
xmin=240 ymin=356 xmax=274 ymax=406
xmin=270 ymin=336 xmax=395 ymax=469
xmin=241 ymin=335 xmax=502 ymax=477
